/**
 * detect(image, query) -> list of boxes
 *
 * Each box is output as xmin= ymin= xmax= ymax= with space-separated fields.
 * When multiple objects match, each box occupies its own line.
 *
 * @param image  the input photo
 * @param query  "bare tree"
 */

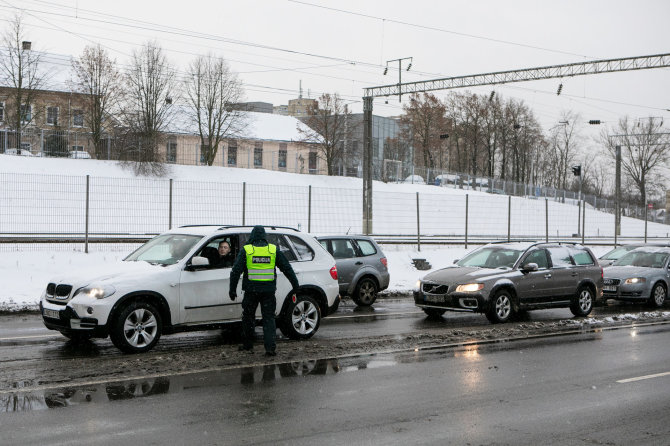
xmin=70 ymin=45 xmax=123 ymax=159
xmin=547 ymin=111 xmax=583 ymax=190
xmin=602 ymin=116 xmax=670 ymax=206
xmin=298 ymin=93 xmax=356 ymax=175
xmin=185 ymin=54 xmax=246 ymax=166
xmin=0 ymin=14 xmax=48 ymax=149
xmin=400 ymin=93 xmax=450 ymax=170
xmin=121 ymin=41 xmax=177 ymax=175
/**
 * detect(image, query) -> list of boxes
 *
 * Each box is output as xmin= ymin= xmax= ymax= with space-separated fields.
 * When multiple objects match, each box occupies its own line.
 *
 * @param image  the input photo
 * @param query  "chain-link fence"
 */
xmin=1 ymin=172 xmax=669 ymax=252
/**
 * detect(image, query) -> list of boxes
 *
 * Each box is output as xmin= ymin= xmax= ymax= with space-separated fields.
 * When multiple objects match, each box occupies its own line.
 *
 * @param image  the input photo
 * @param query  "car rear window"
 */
xmin=569 ymin=248 xmax=595 ymax=265
xmin=356 ymin=239 xmax=377 ymax=256
xmin=547 ymin=247 xmax=574 ymax=267
xmin=288 ymin=235 xmax=315 ymax=261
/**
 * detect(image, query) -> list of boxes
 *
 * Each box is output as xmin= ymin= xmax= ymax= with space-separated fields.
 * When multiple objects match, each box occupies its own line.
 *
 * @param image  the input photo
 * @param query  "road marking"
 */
xmin=0 ymin=334 xmax=60 ymax=341
xmin=617 ymin=371 xmax=670 ymax=384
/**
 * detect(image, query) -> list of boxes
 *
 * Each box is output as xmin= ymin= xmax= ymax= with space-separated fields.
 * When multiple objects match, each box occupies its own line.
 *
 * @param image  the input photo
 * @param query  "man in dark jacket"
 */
xmin=229 ymin=226 xmax=299 ymax=356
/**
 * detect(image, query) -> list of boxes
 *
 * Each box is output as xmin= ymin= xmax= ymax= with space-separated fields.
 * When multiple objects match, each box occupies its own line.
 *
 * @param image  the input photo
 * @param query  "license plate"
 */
xmin=43 ymin=308 xmax=60 ymax=319
xmin=425 ymin=294 xmax=446 ymax=303
xmin=603 ymin=286 xmax=617 ymax=292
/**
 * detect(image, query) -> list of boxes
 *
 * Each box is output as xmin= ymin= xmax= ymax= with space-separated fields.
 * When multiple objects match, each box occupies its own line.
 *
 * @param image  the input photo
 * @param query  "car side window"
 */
xmin=569 ymin=248 xmax=595 ymax=266
xmin=330 ymin=239 xmax=356 ymax=259
xmin=287 ymin=235 xmax=315 ymax=261
xmin=523 ymin=249 xmax=549 ymax=269
xmin=195 ymin=236 xmax=236 ymax=269
xmin=547 ymin=247 xmax=574 ymax=268
xmin=355 ymin=239 xmax=377 ymax=256
xmin=266 ymin=234 xmax=297 ymax=262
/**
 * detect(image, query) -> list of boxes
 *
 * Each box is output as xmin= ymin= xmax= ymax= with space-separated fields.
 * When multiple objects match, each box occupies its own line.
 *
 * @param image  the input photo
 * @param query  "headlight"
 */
xmin=455 ymin=283 xmax=484 ymax=293
xmin=624 ymin=277 xmax=646 ymax=285
xmin=415 ymin=280 xmax=422 ymax=290
xmin=74 ymin=284 xmax=116 ymax=299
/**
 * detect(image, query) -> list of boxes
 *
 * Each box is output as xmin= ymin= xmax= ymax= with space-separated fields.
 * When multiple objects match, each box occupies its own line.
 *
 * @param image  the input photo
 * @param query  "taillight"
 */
xmin=380 ymin=257 xmax=388 ymax=268
xmin=601 ymin=267 xmax=604 ymax=279
xmin=330 ymin=266 xmax=338 ymax=280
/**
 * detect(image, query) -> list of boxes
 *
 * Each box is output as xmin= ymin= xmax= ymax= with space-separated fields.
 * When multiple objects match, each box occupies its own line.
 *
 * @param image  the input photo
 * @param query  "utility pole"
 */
xmin=384 ymin=57 xmax=412 ymax=102
xmin=362 ymin=96 xmax=373 ymax=234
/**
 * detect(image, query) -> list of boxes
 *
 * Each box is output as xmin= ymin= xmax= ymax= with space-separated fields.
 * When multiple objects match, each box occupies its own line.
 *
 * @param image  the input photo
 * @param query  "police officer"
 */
xmin=229 ymin=226 xmax=299 ymax=356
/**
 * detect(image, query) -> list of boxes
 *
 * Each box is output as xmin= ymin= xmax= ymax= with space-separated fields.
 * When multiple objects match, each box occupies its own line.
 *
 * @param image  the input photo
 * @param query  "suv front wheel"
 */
xmin=570 ymin=286 xmax=594 ymax=317
xmin=110 ymin=301 xmax=163 ymax=353
xmin=486 ymin=290 xmax=514 ymax=323
xmin=279 ymin=295 xmax=321 ymax=340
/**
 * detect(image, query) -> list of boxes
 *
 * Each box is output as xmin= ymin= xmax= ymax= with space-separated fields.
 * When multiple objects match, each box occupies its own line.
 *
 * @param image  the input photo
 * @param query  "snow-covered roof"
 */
xmin=168 ymin=108 xmax=314 ymax=143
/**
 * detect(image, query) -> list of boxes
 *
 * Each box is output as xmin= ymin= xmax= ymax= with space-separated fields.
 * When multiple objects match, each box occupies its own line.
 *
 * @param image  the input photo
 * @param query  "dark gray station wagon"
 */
xmin=414 ymin=242 xmax=603 ymax=323
xmin=317 ymin=235 xmax=389 ymax=306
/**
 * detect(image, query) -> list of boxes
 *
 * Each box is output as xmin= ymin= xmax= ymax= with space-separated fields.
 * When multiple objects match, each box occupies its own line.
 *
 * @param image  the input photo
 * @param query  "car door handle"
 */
xmin=571 ymin=272 xmax=579 ymax=277
xmin=355 ymin=261 xmax=363 ymax=265
xmin=544 ymin=274 xmax=552 ymax=279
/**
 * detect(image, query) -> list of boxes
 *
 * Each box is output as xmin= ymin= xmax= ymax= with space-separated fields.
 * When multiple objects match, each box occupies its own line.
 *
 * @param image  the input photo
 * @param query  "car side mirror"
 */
xmin=186 ymin=256 xmax=209 ymax=271
xmin=521 ymin=263 xmax=538 ymax=273
xmin=453 ymin=259 xmax=459 ymax=264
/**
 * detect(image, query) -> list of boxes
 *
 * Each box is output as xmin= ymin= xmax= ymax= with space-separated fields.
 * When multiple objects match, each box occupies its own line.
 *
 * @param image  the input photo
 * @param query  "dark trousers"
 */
xmin=241 ymin=290 xmax=277 ymax=352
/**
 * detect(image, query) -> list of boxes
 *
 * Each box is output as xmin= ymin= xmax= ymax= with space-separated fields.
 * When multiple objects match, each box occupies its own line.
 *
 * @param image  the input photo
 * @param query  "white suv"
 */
xmin=40 ymin=225 xmax=341 ymax=353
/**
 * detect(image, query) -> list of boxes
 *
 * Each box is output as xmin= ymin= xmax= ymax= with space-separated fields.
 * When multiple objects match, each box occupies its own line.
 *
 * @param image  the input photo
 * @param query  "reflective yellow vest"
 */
xmin=243 ymin=244 xmax=277 ymax=282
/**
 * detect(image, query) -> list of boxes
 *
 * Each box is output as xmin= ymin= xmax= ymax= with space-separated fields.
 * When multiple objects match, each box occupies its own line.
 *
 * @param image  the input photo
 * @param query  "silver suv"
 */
xmin=414 ymin=242 xmax=603 ymax=323
xmin=40 ymin=225 xmax=340 ymax=353
xmin=317 ymin=235 xmax=390 ymax=307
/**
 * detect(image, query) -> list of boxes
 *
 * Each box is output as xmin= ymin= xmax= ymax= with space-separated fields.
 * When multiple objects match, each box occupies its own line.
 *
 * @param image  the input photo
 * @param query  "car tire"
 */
xmin=570 ymin=286 xmax=594 ymax=317
xmin=279 ymin=294 xmax=321 ymax=340
xmin=422 ymin=308 xmax=446 ymax=318
xmin=352 ymin=277 xmax=378 ymax=306
xmin=110 ymin=301 xmax=162 ymax=354
xmin=485 ymin=290 xmax=514 ymax=323
xmin=648 ymin=283 xmax=666 ymax=308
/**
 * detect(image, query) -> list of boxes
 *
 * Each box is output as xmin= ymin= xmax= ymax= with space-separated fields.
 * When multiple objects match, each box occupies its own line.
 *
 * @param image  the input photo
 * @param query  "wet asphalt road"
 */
xmin=2 ymin=319 xmax=670 ymax=445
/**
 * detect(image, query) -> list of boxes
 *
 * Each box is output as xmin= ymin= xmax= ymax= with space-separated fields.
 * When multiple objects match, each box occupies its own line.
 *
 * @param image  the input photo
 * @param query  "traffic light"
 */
xmin=557 ymin=83 xmax=563 ymax=95
xmin=489 ymin=91 xmax=495 ymax=102
xmin=588 ymin=120 xmax=601 ymax=125
xmin=571 ymin=165 xmax=581 ymax=176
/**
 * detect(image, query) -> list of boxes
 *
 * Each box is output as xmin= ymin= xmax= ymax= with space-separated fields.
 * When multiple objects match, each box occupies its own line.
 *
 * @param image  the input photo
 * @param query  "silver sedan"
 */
xmin=602 ymin=247 xmax=670 ymax=307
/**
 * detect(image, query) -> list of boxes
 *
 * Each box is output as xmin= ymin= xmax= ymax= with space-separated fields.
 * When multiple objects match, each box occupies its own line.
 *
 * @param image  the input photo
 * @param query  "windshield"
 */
xmin=124 ymin=234 xmax=203 ymax=265
xmin=601 ymin=246 xmax=636 ymax=260
xmin=613 ymin=250 xmax=670 ymax=268
xmin=457 ymin=247 xmax=523 ymax=269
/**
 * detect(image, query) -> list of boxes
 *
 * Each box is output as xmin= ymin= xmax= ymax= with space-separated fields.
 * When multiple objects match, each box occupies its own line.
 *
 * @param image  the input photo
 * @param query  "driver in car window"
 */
xmin=216 ymin=241 xmax=235 ymax=268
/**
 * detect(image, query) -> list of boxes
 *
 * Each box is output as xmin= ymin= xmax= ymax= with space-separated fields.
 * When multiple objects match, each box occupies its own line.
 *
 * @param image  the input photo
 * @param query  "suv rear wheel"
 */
xmin=570 ymin=286 xmax=594 ymax=317
xmin=279 ymin=295 xmax=321 ymax=340
xmin=486 ymin=290 xmax=514 ymax=323
xmin=352 ymin=277 xmax=378 ymax=306
xmin=110 ymin=301 xmax=162 ymax=353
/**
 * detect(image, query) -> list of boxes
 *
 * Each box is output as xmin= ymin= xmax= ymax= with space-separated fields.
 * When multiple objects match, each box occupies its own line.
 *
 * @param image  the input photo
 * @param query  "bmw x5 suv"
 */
xmin=414 ymin=242 xmax=603 ymax=323
xmin=40 ymin=225 xmax=340 ymax=353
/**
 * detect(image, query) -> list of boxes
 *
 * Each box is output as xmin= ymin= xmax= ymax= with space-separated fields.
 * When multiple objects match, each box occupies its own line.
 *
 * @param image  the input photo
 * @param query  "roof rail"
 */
xmin=216 ymin=225 xmax=301 ymax=232
xmin=178 ymin=224 xmax=230 ymax=228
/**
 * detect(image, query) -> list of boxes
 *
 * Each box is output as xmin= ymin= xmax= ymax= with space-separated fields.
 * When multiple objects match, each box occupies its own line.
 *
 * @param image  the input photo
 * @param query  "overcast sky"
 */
xmin=2 ymin=0 xmax=669 ymax=139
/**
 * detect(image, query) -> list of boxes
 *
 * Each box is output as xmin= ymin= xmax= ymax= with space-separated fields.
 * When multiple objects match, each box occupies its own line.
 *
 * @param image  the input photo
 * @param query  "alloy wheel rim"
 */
xmin=291 ymin=300 xmax=318 ymax=335
xmin=123 ymin=308 xmax=158 ymax=348
xmin=359 ymin=281 xmax=375 ymax=304
xmin=496 ymin=295 xmax=511 ymax=319
xmin=579 ymin=290 xmax=592 ymax=311
xmin=655 ymin=286 xmax=665 ymax=305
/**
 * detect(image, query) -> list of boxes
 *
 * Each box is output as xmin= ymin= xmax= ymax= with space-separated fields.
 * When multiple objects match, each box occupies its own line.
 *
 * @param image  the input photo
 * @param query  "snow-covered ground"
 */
xmin=0 ymin=154 xmax=659 ymax=310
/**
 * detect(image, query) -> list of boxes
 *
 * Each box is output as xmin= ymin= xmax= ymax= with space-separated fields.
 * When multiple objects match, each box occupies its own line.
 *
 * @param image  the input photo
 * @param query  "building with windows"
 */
xmin=164 ymin=110 xmax=326 ymax=174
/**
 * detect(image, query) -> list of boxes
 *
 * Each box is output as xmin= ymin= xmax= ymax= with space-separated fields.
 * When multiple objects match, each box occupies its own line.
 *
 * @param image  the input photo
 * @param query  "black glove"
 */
xmin=229 ymin=291 xmax=237 ymax=301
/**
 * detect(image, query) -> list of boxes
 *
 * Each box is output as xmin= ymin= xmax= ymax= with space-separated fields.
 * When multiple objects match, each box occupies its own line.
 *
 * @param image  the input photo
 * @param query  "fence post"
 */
xmin=308 ymin=185 xmax=312 ymax=233
xmin=85 ymin=175 xmax=90 ymax=254
xmin=507 ymin=195 xmax=511 ymax=242
xmin=582 ymin=200 xmax=586 ymax=245
xmin=168 ymin=179 xmax=173 ymax=229
xmin=545 ymin=198 xmax=549 ymax=242
xmin=465 ymin=194 xmax=469 ymax=249
xmin=416 ymin=192 xmax=421 ymax=252
xmin=644 ymin=202 xmax=648 ymax=242
xmin=242 ymin=182 xmax=246 ymax=225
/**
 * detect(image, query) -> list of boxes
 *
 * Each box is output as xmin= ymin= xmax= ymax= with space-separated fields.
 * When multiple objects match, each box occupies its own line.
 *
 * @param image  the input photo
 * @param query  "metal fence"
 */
xmin=1 ymin=172 xmax=669 ymax=252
